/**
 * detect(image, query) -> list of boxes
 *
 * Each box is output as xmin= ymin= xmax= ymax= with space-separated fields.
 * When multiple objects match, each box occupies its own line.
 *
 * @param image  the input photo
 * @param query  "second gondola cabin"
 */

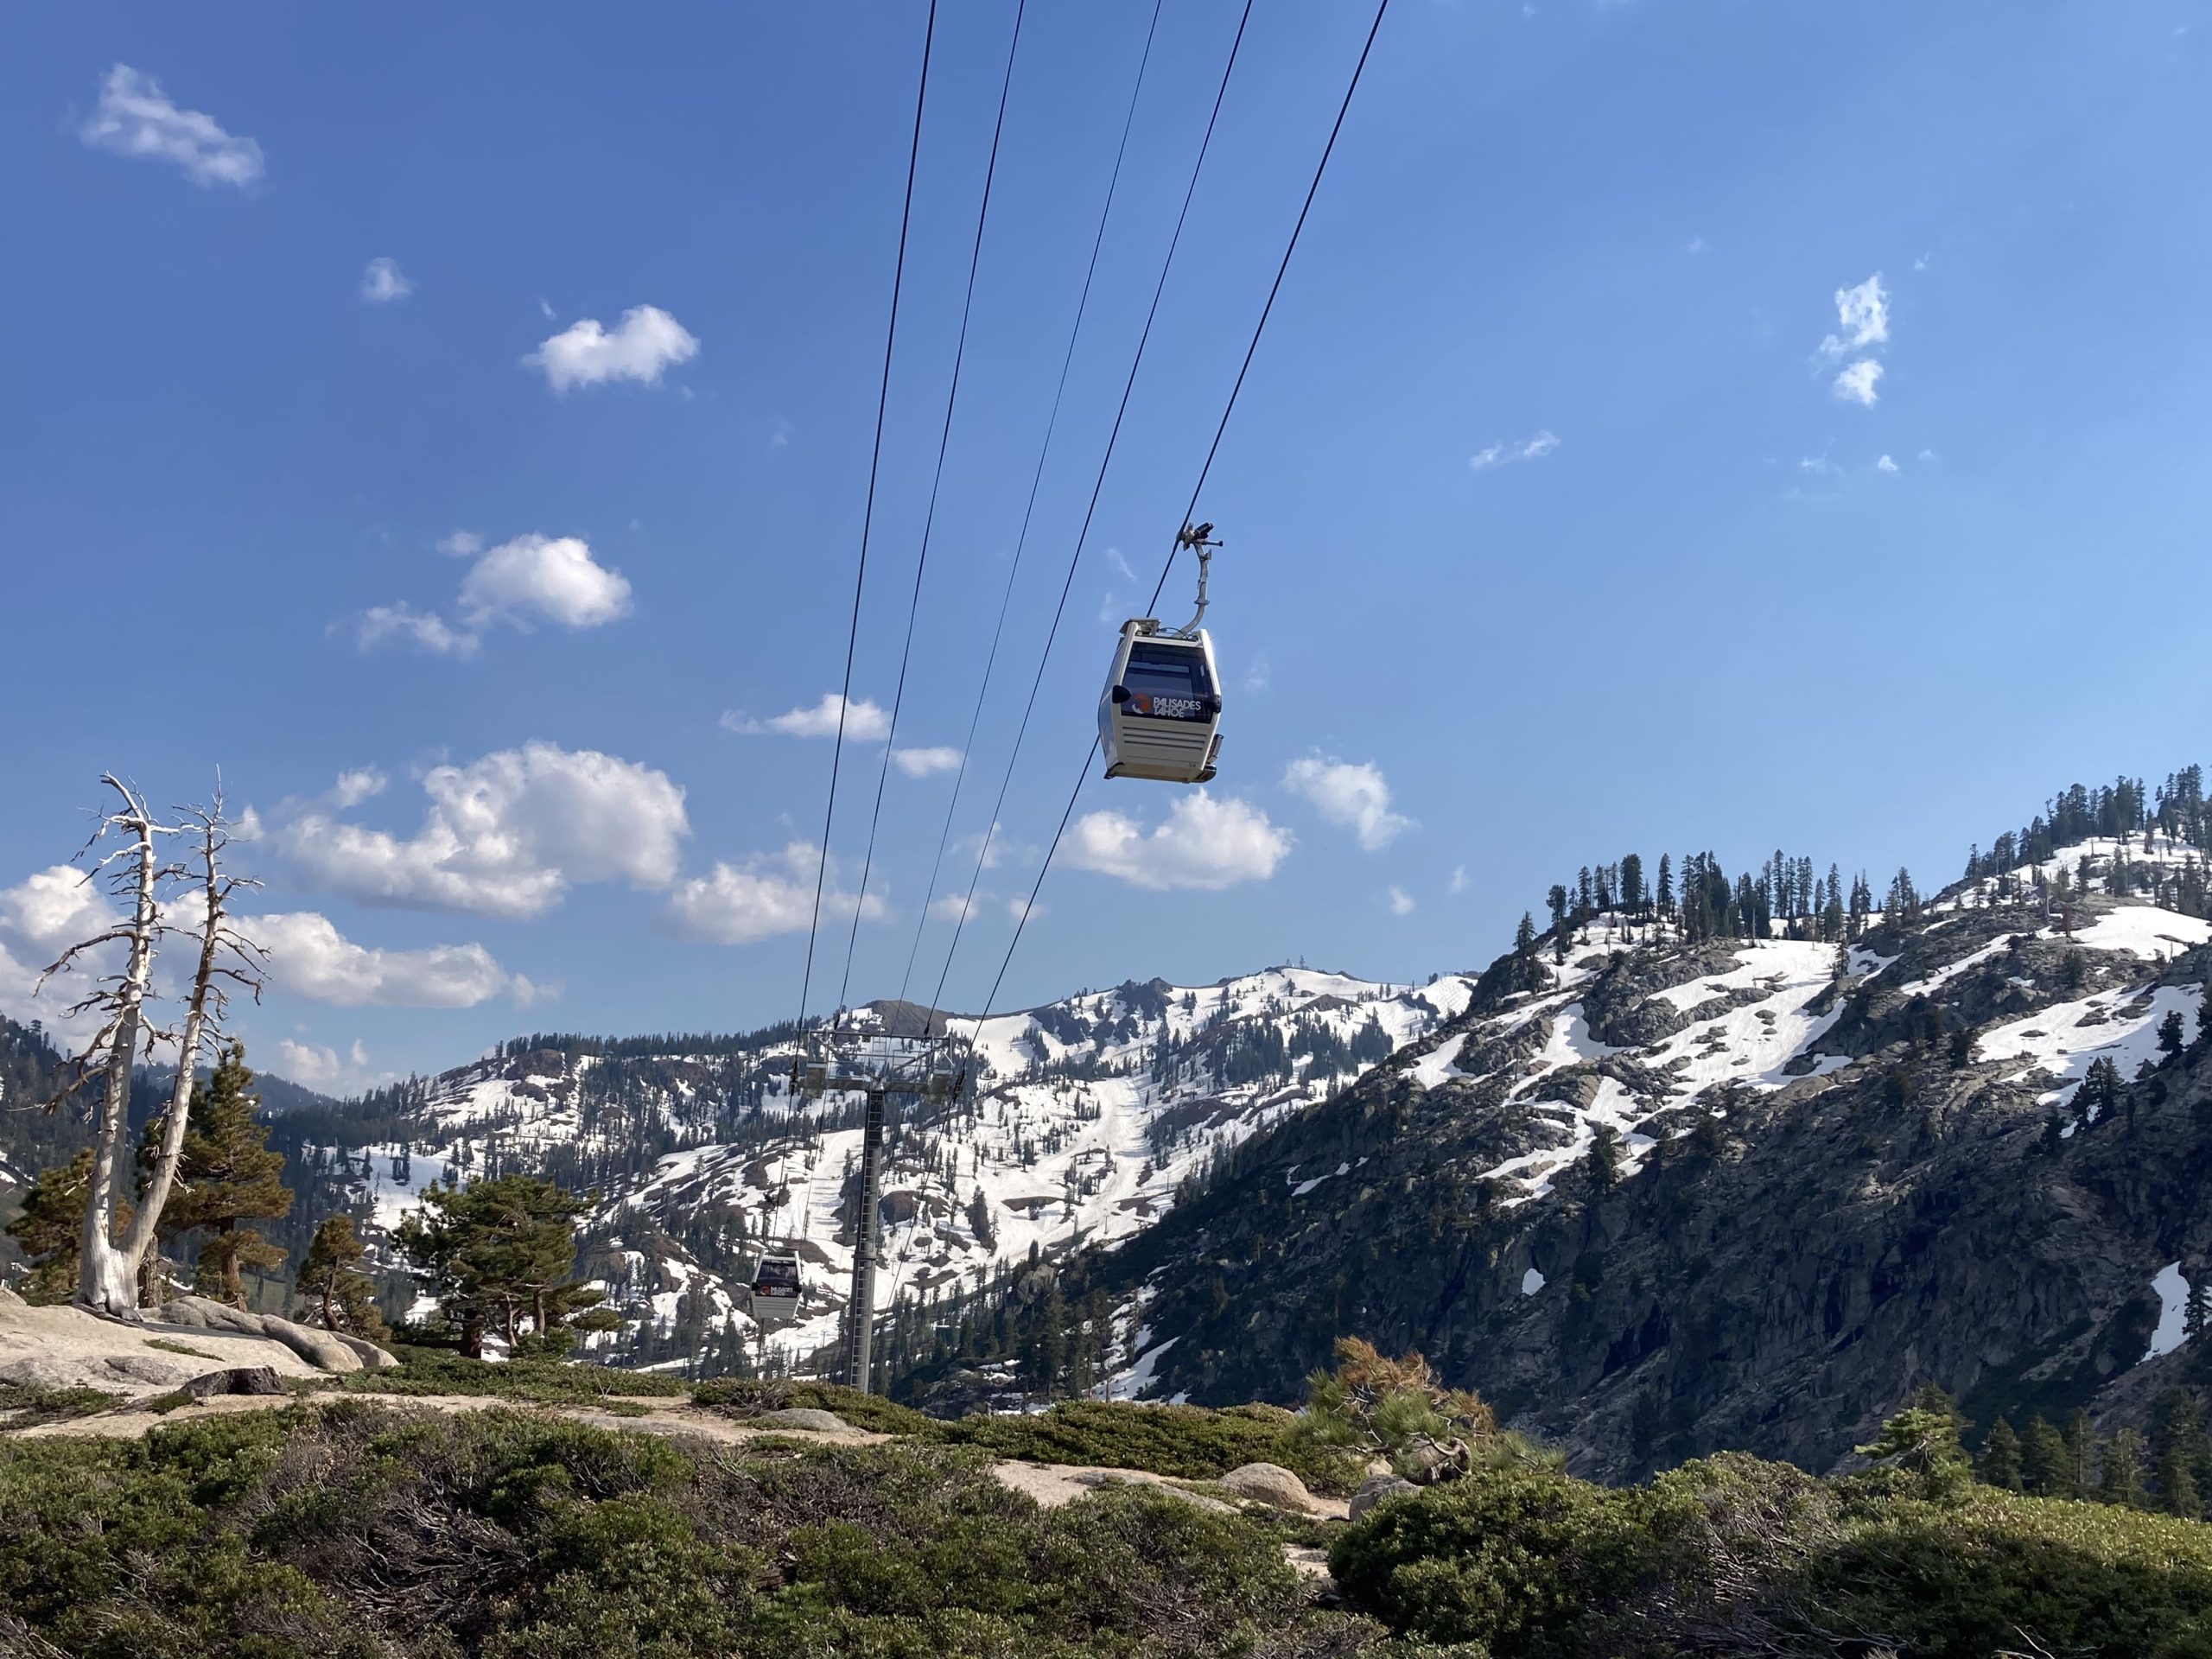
xmin=1098 ymin=620 xmax=1223 ymax=784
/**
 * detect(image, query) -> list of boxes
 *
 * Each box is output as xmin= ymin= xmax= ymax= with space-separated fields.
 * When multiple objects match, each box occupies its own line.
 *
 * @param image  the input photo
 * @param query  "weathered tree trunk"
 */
xmin=73 ymin=787 xmax=163 ymax=1319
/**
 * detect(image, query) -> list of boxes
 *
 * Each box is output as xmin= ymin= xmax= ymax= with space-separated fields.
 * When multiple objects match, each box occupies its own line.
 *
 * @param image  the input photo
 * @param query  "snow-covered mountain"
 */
xmin=302 ymin=966 xmax=1474 ymax=1370
xmin=1072 ymin=822 xmax=2212 ymax=1477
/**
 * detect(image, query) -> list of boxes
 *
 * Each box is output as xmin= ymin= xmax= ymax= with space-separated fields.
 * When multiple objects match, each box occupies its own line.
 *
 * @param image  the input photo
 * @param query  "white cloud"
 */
xmin=79 ymin=65 xmax=263 ymax=188
xmin=1105 ymin=546 xmax=1138 ymax=583
xmin=253 ymin=911 xmax=526 ymax=1007
xmin=1876 ymin=453 xmax=1899 ymax=474
xmin=329 ymin=768 xmax=388 ymax=810
xmin=1243 ymin=655 xmax=1272 ymax=696
xmin=361 ymin=533 xmax=632 ymax=655
xmin=358 ymin=602 xmax=480 ymax=658
xmin=953 ymin=823 xmax=1028 ymax=872
xmin=1468 ymin=429 xmax=1560 ymax=472
xmin=0 ymin=866 xmax=112 ymax=958
xmin=1818 ymin=273 xmax=1890 ymax=359
xmin=436 ymin=531 xmax=483 ymax=558
xmin=664 ymin=842 xmax=884 ymax=944
xmin=929 ymin=893 xmax=977 ymax=925
xmin=722 ymin=694 xmax=891 ymax=741
xmin=1449 ymin=865 xmax=1468 ymax=895
xmin=276 ymin=1039 xmax=348 ymax=1088
xmin=1064 ymin=791 xmax=1290 ymax=891
xmin=360 ymin=257 xmax=412 ymax=303
xmin=1685 ymin=236 xmax=1707 ymax=254
xmin=1388 ymin=887 xmax=1416 ymax=916
xmin=1281 ymin=755 xmax=1413 ymax=851
xmin=892 ymin=746 xmax=963 ymax=778
xmin=458 ymin=534 xmax=632 ymax=631
xmin=1832 ymin=359 xmax=1884 ymax=406
xmin=277 ymin=741 xmax=689 ymax=918
xmin=1917 ymin=448 xmax=1938 ymax=462
xmin=1798 ymin=454 xmax=1837 ymax=475
xmin=525 ymin=305 xmax=699 ymax=391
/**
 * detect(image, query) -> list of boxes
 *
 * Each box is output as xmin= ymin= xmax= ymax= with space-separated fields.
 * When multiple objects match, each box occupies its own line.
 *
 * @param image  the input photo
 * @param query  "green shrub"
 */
xmin=937 ymin=1398 xmax=1365 ymax=1497
xmin=692 ymin=1376 xmax=932 ymax=1435
xmin=0 ymin=1379 xmax=124 ymax=1427
xmin=330 ymin=1347 xmax=688 ymax=1404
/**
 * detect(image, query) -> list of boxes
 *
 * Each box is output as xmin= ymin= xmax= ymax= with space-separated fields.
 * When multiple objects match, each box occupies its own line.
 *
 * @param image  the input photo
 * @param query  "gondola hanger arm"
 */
xmin=1172 ymin=521 xmax=1222 ymax=638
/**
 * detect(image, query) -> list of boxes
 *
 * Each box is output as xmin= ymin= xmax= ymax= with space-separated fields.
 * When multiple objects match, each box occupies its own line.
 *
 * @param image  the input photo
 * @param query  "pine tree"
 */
xmin=1979 ymin=1417 xmax=2024 ymax=1491
xmin=3 ymin=1150 xmax=99 ymax=1305
xmin=395 ymin=1174 xmax=608 ymax=1357
xmin=1512 ymin=912 xmax=1541 ymax=991
xmin=1656 ymin=854 xmax=1674 ymax=920
xmin=2152 ymin=1389 xmax=2206 ymax=1517
xmin=161 ymin=1043 xmax=293 ymax=1308
xmin=2064 ymin=1408 xmax=2096 ymax=1494
xmin=1585 ymin=1123 xmax=1623 ymax=1193
xmin=2022 ymin=1415 xmax=2073 ymax=1497
xmin=296 ymin=1214 xmax=390 ymax=1340
xmin=2100 ymin=1427 xmax=2148 ymax=1508
xmin=2159 ymin=1009 xmax=2187 ymax=1058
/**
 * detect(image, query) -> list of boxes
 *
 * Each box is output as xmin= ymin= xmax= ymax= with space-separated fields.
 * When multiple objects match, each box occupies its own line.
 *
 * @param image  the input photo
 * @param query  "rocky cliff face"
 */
xmin=1105 ymin=861 xmax=2212 ymax=1479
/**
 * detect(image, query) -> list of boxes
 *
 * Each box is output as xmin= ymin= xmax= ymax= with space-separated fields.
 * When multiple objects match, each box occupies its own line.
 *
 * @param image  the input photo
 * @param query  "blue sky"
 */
xmin=2 ymin=2 xmax=2206 ymax=1091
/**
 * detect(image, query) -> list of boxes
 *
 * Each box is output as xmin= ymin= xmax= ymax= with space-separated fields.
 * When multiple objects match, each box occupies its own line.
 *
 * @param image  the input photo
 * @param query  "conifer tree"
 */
xmin=296 ymin=1214 xmax=390 ymax=1339
xmin=1979 ymin=1417 xmax=2024 ymax=1490
xmin=2063 ymin=1408 xmax=2096 ymax=1494
xmin=3 ymin=1150 xmax=99 ymax=1304
xmin=2021 ymin=1415 xmax=2073 ymax=1497
xmin=1656 ymin=854 xmax=1673 ymax=920
xmin=2100 ymin=1427 xmax=2148 ymax=1508
xmin=2159 ymin=1010 xmax=2187 ymax=1058
xmin=2152 ymin=1389 xmax=2207 ymax=1518
xmin=1585 ymin=1123 xmax=1623 ymax=1192
xmin=161 ymin=1043 xmax=292 ymax=1308
xmin=396 ymin=1173 xmax=608 ymax=1357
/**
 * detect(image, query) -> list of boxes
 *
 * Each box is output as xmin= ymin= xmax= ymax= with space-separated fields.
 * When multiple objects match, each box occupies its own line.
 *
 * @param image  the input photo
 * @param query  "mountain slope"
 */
xmin=284 ymin=967 xmax=1471 ymax=1370
xmin=1084 ymin=829 xmax=2212 ymax=1478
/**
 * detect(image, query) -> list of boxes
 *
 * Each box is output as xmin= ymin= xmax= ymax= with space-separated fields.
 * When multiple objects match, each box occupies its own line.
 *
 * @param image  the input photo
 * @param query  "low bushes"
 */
xmin=1329 ymin=1448 xmax=2212 ymax=1658
xmin=0 ymin=1399 xmax=1380 ymax=1657
xmin=934 ymin=1398 xmax=1366 ymax=1497
xmin=691 ymin=1376 xmax=933 ymax=1435
xmin=326 ymin=1346 xmax=689 ymax=1404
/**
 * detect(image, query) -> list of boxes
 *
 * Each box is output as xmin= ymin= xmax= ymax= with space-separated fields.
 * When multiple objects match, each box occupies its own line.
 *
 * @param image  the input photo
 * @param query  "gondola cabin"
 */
xmin=1098 ymin=620 xmax=1222 ymax=784
xmin=746 ymin=1251 xmax=803 ymax=1331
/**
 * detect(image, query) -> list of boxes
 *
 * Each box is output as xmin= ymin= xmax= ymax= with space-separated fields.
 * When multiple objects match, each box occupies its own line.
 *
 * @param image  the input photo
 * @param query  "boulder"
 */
xmin=1217 ymin=1461 xmax=1316 ymax=1514
xmin=180 ymin=1365 xmax=289 ymax=1401
xmin=754 ymin=1407 xmax=849 ymax=1433
xmin=156 ymin=1297 xmax=387 ymax=1375
xmin=0 ymin=1283 xmax=26 ymax=1307
xmin=1348 ymin=1472 xmax=1418 ymax=1520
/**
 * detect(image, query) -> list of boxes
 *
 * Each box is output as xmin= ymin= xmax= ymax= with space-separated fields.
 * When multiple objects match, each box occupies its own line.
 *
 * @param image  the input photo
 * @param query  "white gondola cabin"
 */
xmin=745 ymin=1251 xmax=803 ymax=1331
xmin=1098 ymin=620 xmax=1222 ymax=784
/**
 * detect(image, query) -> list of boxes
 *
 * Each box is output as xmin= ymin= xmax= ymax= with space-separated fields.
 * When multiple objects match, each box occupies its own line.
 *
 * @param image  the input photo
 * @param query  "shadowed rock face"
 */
xmin=1102 ymin=893 xmax=2212 ymax=1482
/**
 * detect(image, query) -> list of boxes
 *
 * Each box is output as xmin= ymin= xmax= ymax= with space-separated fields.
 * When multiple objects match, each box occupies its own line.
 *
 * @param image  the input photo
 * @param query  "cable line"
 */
xmin=929 ymin=0 xmax=1257 ymax=1023
xmin=974 ymin=0 xmax=1394 ymax=1034
xmin=895 ymin=0 xmax=1168 ymax=1014
xmin=836 ymin=0 xmax=1031 ymax=1027
xmin=791 ymin=0 xmax=938 ymax=1044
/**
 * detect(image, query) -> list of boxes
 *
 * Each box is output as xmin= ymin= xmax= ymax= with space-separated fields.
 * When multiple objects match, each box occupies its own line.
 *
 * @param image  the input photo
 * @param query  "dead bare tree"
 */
xmin=40 ymin=777 xmax=175 ymax=1316
xmin=124 ymin=790 xmax=265 ymax=1304
xmin=36 ymin=778 xmax=263 ymax=1317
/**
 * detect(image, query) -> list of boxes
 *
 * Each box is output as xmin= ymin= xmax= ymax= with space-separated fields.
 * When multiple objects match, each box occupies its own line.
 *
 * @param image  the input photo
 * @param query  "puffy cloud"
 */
xmin=892 ymin=746 xmax=963 ymax=778
xmin=1832 ymin=359 xmax=1884 ymax=406
xmin=436 ymin=531 xmax=483 ymax=558
xmin=358 ymin=602 xmax=479 ymax=657
xmin=458 ymin=534 xmax=632 ymax=631
xmin=360 ymin=533 xmax=632 ymax=655
xmin=1064 ymin=791 xmax=1290 ymax=891
xmin=1818 ymin=274 xmax=1890 ymax=358
xmin=721 ymin=694 xmax=891 ymax=741
xmin=1876 ymin=454 xmax=1899 ymax=474
xmin=1388 ymin=887 xmax=1416 ymax=916
xmin=664 ymin=842 xmax=884 ymax=944
xmin=277 ymin=742 xmax=689 ymax=918
xmin=0 ymin=866 xmax=114 ymax=963
xmin=525 ymin=305 xmax=699 ymax=391
xmin=1282 ymin=755 xmax=1413 ymax=851
xmin=328 ymin=768 xmax=388 ymax=809
xmin=79 ymin=65 xmax=263 ymax=188
xmin=360 ymin=257 xmax=412 ymax=303
xmin=252 ymin=911 xmax=531 ymax=1007
xmin=1469 ymin=429 xmax=1559 ymax=471
xmin=275 ymin=1038 xmax=375 ymax=1091
xmin=1449 ymin=866 xmax=1468 ymax=896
